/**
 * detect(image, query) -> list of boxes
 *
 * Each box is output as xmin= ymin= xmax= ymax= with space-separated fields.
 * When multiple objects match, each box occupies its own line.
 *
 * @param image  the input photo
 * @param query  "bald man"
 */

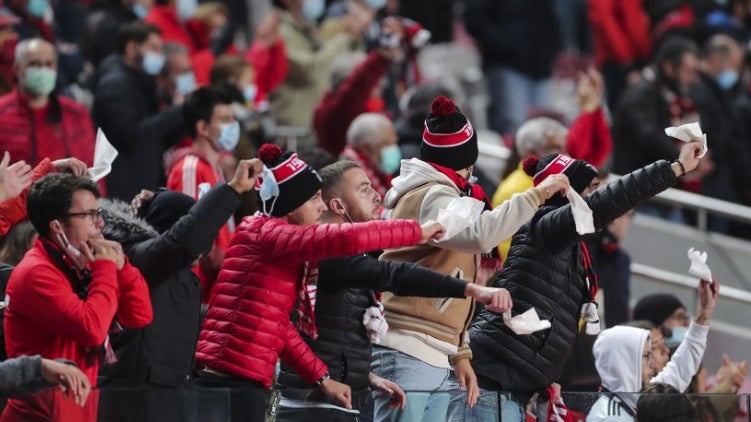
xmin=0 ymin=38 xmax=95 ymax=168
xmin=341 ymin=113 xmax=401 ymax=198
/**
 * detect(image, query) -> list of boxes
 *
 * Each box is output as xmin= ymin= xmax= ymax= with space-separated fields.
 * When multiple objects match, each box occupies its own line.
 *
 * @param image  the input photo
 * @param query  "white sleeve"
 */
xmin=418 ymin=185 xmax=542 ymax=254
xmin=650 ymin=321 xmax=709 ymax=392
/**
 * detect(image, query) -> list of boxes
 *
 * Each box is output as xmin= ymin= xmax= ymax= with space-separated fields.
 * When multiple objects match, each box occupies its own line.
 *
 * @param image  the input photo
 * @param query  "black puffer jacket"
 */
xmin=469 ymin=161 xmax=677 ymax=394
xmin=98 ymin=184 xmax=240 ymax=387
xmin=277 ymin=254 xmax=467 ymax=399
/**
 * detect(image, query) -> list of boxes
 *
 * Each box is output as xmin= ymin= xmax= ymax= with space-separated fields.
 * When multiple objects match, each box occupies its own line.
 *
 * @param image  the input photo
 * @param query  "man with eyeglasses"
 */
xmin=1 ymin=173 xmax=153 ymax=421
xmin=588 ymin=277 xmax=719 ymax=421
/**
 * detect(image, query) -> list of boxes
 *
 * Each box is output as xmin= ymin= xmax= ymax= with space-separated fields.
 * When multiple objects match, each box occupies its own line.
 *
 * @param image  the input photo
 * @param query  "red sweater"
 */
xmin=246 ymin=39 xmax=288 ymax=102
xmin=0 ymin=89 xmax=95 ymax=168
xmin=314 ymin=50 xmax=391 ymax=156
xmin=588 ymin=0 xmax=652 ymax=66
xmin=195 ymin=216 xmax=422 ymax=388
xmin=566 ymin=107 xmax=613 ymax=168
xmin=2 ymin=239 xmax=152 ymax=420
xmin=145 ymin=5 xmax=197 ymax=54
xmin=0 ymin=158 xmax=56 ymax=236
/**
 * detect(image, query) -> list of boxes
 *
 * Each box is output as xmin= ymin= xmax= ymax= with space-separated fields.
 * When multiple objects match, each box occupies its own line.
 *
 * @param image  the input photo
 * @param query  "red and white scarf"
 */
xmin=297 ymin=261 xmax=319 ymax=339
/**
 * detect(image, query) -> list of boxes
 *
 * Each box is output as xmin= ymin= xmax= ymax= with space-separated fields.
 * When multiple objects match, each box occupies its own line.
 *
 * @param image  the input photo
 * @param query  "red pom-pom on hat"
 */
xmin=258 ymin=144 xmax=283 ymax=165
xmin=522 ymin=156 xmax=540 ymax=176
xmin=430 ymin=95 xmax=456 ymax=117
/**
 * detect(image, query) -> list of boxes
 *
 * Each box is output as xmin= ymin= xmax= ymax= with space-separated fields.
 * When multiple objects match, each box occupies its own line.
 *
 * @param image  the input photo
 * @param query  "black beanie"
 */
xmin=633 ymin=294 xmax=685 ymax=327
xmin=140 ymin=188 xmax=196 ymax=234
xmin=523 ymin=153 xmax=598 ymax=206
xmin=420 ymin=96 xmax=478 ymax=170
xmin=255 ymin=144 xmax=322 ymax=217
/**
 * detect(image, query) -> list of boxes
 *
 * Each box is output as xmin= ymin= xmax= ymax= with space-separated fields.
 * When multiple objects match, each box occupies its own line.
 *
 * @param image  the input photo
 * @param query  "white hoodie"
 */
xmin=385 ymin=158 xmax=543 ymax=254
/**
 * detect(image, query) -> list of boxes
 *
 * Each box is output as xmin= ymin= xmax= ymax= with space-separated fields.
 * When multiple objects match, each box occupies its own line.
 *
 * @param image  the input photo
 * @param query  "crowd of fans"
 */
xmin=0 ymin=0 xmax=750 ymax=421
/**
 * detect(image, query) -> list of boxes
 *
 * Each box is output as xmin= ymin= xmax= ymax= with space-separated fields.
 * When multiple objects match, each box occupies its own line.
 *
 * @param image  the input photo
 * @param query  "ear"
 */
xmin=49 ymin=219 xmax=63 ymax=235
xmin=125 ymin=40 xmax=138 ymax=60
xmin=196 ymin=119 xmax=209 ymax=138
xmin=327 ymin=198 xmax=346 ymax=216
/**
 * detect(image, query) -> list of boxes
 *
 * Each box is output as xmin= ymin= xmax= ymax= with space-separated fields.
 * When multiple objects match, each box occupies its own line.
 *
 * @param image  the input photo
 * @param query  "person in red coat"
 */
xmin=0 ymin=38 xmax=95 ymax=168
xmin=144 ymin=0 xmax=198 ymax=54
xmin=194 ymin=144 xmax=445 ymax=422
xmin=1 ymin=173 xmax=153 ymax=421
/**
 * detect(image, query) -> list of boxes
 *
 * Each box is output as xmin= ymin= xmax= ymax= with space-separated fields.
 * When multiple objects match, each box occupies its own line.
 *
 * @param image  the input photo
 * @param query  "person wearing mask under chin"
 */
xmin=0 ymin=38 xmax=95 ymax=169
xmin=341 ymin=113 xmax=401 ymax=199
xmin=93 ymin=21 xmax=187 ymax=201
xmin=165 ymin=86 xmax=240 ymax=301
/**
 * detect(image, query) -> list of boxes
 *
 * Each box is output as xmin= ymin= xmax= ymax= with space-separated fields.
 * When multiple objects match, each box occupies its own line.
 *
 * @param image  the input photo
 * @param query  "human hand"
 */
xmin=536 ymin=174 xmax=570 ymax=200
xmin=716 ymin=354 xmax=748 ymax=392
xmin=695 ymin=277 xmax=719 ymax=325
xmin=83 ymin=238 xmax=125 ymax=270
xmin=675 ymin=141 xmax=704 ymax=175
xmin=228 ymin=159 xmax=264 ymax=194
xmin=419 ymin=220 xmax=445 ymax=243
xmin=577 ymin=68 xmax=604 ymax=112
xmin=453 ymin=358 xmax=479 ymax=407
xmin=130 ymin=189 xmax=154 ymax=217
xmin=41 ymin=359 xmax=91 ymax=407
xmin=52 ymin=157 xmax=88 ymax=177
xmin=467 ymin=284 xmax=512 ymax=313
xmin=255 ymin=9 xmax=281 ymax=46
xmin=369 ymin=372 xmax=406 ymax=410
xmin=320 ymin=378 xmax=352 ymax=409
xmin=0 ymin=152 xmax=32 ymax=202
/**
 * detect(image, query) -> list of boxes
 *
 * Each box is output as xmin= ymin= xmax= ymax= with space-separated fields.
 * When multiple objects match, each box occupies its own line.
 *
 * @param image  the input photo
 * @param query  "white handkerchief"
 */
xmin=566 ymin=189 xmax=595 ymax=235
xmin=435 ymin=196 xmax=485 ymax=241
xmin=503 ymin=308 xmax=551 ymax=335
xmin=362 ymin=303 xmax=389 ymax=344
xmin=687 ymin=247 xmax=713 ymax=280
xmin=664 ymin=122 xmax=708 ymax=158
xmin=87 ymin=128 xmax=119 ymax=182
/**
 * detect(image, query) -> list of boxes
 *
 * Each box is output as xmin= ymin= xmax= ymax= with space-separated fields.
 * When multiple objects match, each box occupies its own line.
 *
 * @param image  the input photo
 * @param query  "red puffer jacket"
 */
xmin=195 ymin=215 xmax=422 ymax=388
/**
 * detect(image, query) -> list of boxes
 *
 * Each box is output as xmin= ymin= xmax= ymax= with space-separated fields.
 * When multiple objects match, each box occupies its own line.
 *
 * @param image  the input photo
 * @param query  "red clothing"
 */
xmin=144 ymin=5 xmax=197 ymax=54
xmin=166 ymin=148 xmax=232 ymax=299
xmin=566 ymin=107 xmax=613 ymax=168
xmin=2 ymin=239 xmax=152 ymax=420
xmin=0 ymin=89 xmax=95 ymax=167
xmin=314 ymin=50 xmax=391 ymax=156
xmin=246 ymin=39 xmax=288 ymax=101
xmin=195 ymin=216 xmax=422 ymax=388
xmin=588 ymin=0 xmax=652 ymax=66
xmin=0 ymin=158 xmax=56 ymax=236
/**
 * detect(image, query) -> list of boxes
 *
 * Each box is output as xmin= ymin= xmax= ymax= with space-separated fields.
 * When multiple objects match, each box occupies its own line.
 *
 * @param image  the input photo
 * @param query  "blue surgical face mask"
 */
xmin=22 ymin=67 xmax=56 ymax=97
xmin=142 ymin=51 xmax=166 ymax=75
xmin=27 ymin=0 xmax=48 ymax=18
xmin=364 ymin=0 xmax=387 ymax=10
xmin=301 ymin=0 xmax=325 ymax=22
xmin=175 ymin=72 xmax=196 ymax=95
xmin=378 ymin=144 xmax=401 ymax=175
xmin=259 ymin=165 xmax=280 ymax=216
xmin=664 ymin=326 xmax=688 ymax=348
xmin=243 ymin=84 xmax=257 ymax=102
xmin=176 ymin=0 xmax=197 ymax=21
xmin=132 ymin=3 xmax=148 ymax=18
xmin=716 ymin=70 xmax=739 ymax=90
xmin=214 ymin=121 xmax=240 ymax=152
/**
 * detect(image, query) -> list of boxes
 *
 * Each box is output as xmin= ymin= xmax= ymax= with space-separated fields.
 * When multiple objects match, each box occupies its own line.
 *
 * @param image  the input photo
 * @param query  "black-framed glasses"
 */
xmin=63 ymin=208 xmax=105 ymax=224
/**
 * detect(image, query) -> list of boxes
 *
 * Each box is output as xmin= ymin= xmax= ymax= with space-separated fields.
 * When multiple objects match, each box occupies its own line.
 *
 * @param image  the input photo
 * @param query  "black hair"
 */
xmin=182 ymin=86 xmax=234 ymax=138
xmin=654 ymin=36 xmax=699 ymax=78
xmin=117 ymin=21 xmax=161 ymax=55
xmin=636 ymin=383 xmax=699 ymax=422
xmin=27 ymin=173 xmax=100 ymax=238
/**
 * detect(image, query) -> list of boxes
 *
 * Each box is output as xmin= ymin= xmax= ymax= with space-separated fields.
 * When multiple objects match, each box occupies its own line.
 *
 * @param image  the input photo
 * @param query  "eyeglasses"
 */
xmin=63 ymin=208 xmax=104 ymax=224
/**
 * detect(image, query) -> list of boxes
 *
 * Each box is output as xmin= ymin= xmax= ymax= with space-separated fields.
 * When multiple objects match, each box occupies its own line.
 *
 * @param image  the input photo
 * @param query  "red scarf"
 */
xmin=341 ymin=146 xmax=392 ymax=198
xmin=427 ymin=162 xmax=501 ymax=270
xmin=297 ymin=261 xmax=319 ymax=339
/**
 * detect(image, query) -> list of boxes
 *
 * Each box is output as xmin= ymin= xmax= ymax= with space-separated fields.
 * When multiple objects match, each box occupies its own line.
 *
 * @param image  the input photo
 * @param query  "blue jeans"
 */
xmin=447 ymin=389 xmax=527 ymax=422
xmin=370 ymin=346 xmax=451 ymax=422
xmin=485 ymin=65 xmax=552 ymax=135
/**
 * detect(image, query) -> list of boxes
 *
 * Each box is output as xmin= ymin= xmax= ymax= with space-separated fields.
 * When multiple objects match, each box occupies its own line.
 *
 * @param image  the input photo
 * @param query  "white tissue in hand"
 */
xmin=435 ymin=196 xmax=485 ymax=241
xmin=363 ymin=304 xmax=389 ymax=344
xmin=503 ymin=308 xmax=551 ymax=335
xmin=87 ymin=128 xmax=119 ymax=182
xmin=566 ymin=189 xmax=594 ymax=235
xmin=687 ymin=247 xmax=713 ymax=281
xmin=664 ymin=122 xmax=708 ymax=158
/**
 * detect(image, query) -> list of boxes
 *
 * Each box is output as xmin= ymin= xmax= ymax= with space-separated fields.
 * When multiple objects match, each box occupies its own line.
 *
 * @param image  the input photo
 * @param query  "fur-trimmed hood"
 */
xmin=100 ymin=198 xmax=158 ymax=247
